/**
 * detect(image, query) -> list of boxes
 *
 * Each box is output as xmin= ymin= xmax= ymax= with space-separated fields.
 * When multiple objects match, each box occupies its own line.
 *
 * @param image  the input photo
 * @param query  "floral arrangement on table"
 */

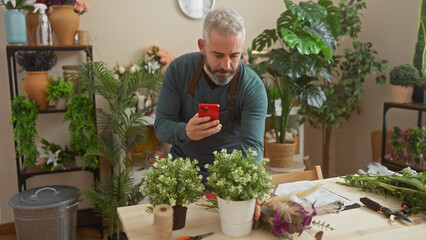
xmin=254 ymin=185 xmax=339 ymax=240
xmin=0 ymin=0 xmax=33 ymax=10
xmin=205 ymin=149 xmax=274 ymax=202
xmin=139 ymin=44 xmax=173 ymax=76
xmin=339 ymin=167 xmax=426 ymax=215
xmin=140 ymin=155 xmax=205 ymax=212
xmin=36 ymin=138 xmax=74 ymax=171
xmin=16 ymin=51 xmax=57 ymax=72
xmin=46 ymin=0 xmax=90 ymax=14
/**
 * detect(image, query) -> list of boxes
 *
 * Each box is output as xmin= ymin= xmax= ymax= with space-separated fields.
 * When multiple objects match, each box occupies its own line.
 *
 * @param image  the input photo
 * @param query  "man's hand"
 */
xmin=186 ymin=113 xmax=222 ymax=140
xmin=253 ymin=199 xmax=261 ymax=221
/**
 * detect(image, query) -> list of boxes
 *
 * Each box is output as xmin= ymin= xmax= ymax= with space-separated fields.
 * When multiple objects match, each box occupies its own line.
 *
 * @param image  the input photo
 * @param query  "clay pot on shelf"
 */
xmin=22 ymin=71 xmax=50 ymax=110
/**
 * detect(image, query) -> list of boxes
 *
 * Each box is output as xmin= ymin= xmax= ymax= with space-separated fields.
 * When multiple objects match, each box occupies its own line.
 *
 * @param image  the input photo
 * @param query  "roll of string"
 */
xmin=153 ymin=204 xmax=173 ymax=240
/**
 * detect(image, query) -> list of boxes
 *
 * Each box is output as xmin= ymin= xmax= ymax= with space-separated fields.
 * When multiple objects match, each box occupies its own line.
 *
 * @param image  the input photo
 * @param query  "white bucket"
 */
xmin=217 ymin=196 xmax=255 ymax=238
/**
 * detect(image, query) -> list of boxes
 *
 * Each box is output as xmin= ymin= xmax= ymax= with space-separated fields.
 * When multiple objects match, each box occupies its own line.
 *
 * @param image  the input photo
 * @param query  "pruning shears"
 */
xmin=175 ymin=232 xmax=214 ymax=240
xmin=360 ymin=197 xmax=412 ymax=223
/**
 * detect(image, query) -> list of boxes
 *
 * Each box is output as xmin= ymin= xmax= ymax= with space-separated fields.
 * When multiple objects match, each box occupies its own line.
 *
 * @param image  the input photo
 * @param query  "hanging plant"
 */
xmin=63 ymin=93 xmax=98 ymax=169
xmin=10 ymin=95 xmax=39 ymax=168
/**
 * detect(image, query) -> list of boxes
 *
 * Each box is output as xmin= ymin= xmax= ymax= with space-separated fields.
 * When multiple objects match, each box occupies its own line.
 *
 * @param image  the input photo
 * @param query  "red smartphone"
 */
xmin=199 ymin=103 xmax=220 ymax=121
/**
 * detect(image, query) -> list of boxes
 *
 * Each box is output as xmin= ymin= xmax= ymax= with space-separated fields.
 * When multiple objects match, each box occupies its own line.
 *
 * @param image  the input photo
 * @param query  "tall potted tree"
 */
xmin=251 ymin=0 xmax=339 ymax=167
xmin=298 ymin=0 xmax=388 ymax=176
xmin=80 ymin=61 xmax=161 ymax=240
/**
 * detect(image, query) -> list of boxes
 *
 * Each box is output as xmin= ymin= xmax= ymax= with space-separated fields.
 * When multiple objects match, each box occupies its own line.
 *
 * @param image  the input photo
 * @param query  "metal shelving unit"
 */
xmin=6 ymin=45 xmax=103 ymax=238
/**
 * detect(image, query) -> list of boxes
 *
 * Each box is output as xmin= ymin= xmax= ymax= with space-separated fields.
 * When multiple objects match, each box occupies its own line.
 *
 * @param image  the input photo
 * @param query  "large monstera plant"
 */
xmin=251 ymin=0 xmax=340 ymax=144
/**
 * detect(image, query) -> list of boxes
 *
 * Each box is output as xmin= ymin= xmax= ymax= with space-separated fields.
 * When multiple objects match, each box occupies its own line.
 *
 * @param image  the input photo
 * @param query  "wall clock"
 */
xmin=178 ymin=0 xmax=215 ymax=19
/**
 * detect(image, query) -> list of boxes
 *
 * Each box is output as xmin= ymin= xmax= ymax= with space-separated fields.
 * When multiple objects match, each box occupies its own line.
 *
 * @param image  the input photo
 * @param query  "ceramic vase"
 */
xmin=25 ymin=12 xmax=39 ymax=45
xmin=4 ymin=9 xmax=27 ymax=45
xmin=172 ymin=205 xmax=188 ymax=230
xmin=55 ymin=98 xmax=67 ymax=110
xmin=22 ymin=71 xmax=50 ymax=110
xmin=391 ymin=85 xmax=413 ymax=103
xmin=48 ymin=5 xmax=79 ymax=45
xmin=217 ymin=196 xmax=255 ymax=237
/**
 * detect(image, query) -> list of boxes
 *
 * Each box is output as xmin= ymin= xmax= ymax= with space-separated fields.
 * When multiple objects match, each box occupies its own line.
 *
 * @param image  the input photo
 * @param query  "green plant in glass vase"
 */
xmin=251 ymin=0 xmax=339 ymax=146
xmin=80 ymin=61 xmax=162 ymax=239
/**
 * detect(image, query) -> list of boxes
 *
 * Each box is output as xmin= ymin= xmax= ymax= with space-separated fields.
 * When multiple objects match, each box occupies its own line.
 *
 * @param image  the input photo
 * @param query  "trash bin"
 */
xmin=8 ymin=185 xmax=80 ymax=240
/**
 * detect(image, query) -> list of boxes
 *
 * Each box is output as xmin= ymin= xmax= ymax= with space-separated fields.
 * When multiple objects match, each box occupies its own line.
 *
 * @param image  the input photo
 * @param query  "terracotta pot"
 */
xmin=25 ymin=12 xmax=39 ymax=45
xmin=391 ymin=85 xmax=413 ymax=103
xmin=264 ymin=141 xmax=296 ymax=168
xmin=22 ymin=71 xmax=50 ymax=110
xmin=48 ymin=5 xmax=79 ymax=45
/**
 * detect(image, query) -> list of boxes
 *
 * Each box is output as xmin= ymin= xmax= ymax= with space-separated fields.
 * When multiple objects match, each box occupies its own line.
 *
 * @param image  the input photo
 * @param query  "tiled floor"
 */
xmin=0 ymin=227 xmax=109 ymax=240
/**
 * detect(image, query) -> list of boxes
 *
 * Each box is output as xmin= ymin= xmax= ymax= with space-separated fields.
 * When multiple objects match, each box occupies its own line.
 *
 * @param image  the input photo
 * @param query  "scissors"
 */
xmin=175 ymin=232 xmax=214 ymax=240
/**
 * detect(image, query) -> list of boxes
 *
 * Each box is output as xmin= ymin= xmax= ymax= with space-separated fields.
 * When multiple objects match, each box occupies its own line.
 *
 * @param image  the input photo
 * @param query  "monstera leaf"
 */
xmin=319 ymin=0 xmax=341 ymax=38
xmin=270 ymin=48 xmax=316 ymax=79
xmin=251 ymin=29 xmax=278 ymax=52
xmin=284 ymin=0 xmax=327 ymax=24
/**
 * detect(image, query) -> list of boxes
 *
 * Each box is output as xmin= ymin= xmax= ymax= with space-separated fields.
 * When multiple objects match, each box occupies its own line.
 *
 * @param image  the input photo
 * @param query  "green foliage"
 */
xmin=39 ymin=138 xmax=75 ymax=171
xmin=391 ymin=126 xmax=407 ymax=159
xmin=251 ymin=0 xmax=339 ymax=143
xmin=83 ymin=171 xmax=144 ymax=238
xmin=413 ymin=0 xmax=426 ymax=75
xmin=63 ymin=94 xmax=98 ymax=169
xmin=46 ymin=76 xmax=73 ymax=102
xmin=389 ymin=64 xmax=420 ymax=86
xmin=339 ymin=168 xmax=426 ymax=215
xmin=141 ymin=156 xmax=205 ymax=212
xmin=10 ymin=95 xmax=39 ymax=168
xmin=205 ymin=149 xmax=274 ymax=201
xmin=417 ymin=75 xmax=426 ymax=89
xmin=299 ymin=0 xmax=388 ymax=131
xmin=406 ymin=127 xmax=426 ymax=157
xmin=79 ymin=60 xmax=161 ymax=238
xmin=16 ymin=51 xmax=57 ymax=72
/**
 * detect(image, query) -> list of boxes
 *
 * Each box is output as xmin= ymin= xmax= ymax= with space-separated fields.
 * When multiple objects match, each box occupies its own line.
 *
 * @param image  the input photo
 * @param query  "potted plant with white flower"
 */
xmin=140 ymin=155 xmax=205 ymax=230
xmin=205 ymin=149 xmax=274 ymax=237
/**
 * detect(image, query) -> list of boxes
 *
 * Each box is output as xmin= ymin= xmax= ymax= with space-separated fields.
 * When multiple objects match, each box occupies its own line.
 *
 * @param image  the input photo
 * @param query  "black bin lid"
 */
xmin=8 ymin=185 xmax=80 ymax=210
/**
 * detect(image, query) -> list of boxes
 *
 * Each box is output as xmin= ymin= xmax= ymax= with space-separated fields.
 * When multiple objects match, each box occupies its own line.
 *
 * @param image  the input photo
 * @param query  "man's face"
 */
xmin=199 ymin=28 xmax=244 ymax=85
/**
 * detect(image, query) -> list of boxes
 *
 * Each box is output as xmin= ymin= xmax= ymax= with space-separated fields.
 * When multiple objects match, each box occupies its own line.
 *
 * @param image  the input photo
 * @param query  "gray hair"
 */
xmin=203 ymin=8 xmax=245 ymax=45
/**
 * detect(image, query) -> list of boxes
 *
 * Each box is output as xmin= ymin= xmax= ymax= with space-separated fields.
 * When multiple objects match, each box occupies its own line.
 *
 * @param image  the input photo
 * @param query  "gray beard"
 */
xmin=204 ymin=56 xmax=238 ymax=85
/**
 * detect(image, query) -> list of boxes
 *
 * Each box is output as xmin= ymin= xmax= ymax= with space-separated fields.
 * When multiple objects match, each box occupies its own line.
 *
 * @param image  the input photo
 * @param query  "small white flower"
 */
xmin=129 ymin=65 xmax=137 ymax=73
xmin=118 ymin=66 xmax=126 ymax=74
xmin=113 ymin=74 xmax=119 ymax=80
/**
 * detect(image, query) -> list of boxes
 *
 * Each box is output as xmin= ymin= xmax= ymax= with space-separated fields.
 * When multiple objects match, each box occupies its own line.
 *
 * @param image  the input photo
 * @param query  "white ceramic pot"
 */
xmin=391 ymin=85 xmax=414 ymax=103
xmin=217 ymin=196 xmax=255 ymax=238
xmin=55 ymin=98 xmax=67 ymax=110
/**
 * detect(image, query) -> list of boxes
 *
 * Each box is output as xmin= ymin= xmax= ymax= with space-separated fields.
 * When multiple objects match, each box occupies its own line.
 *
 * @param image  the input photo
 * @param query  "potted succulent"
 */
xmin=16 ymin=50 xmax=57 ymax=110
xmin=46 ymin=76 xmax=73 ymax=110
xmin=140 ymin=156 xmax=205 ymax=230
xmin=389 ymin=64 xmax=420 ymax=103
xmin=80 ymin=60 xmax=161 ymax=240
xmin=10 ymin=95 xmax=39 ymax=168
xmin=1 ymin=0 xmax=32 ymax=44
xmin=251 ymin=0 xmax=337 ymax=167
xmin=205 ymin=149 xmax=274 ymax=237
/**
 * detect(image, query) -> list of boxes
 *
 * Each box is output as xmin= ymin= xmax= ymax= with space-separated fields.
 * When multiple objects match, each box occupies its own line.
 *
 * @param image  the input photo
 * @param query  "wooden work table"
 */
xmin=117 ymin=177 xmax=426 ymax=240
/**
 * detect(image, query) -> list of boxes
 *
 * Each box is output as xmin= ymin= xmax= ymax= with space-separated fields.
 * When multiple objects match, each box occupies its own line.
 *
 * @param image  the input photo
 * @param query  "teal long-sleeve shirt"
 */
xmin=154 ymin=52 xmax=267 ymax=162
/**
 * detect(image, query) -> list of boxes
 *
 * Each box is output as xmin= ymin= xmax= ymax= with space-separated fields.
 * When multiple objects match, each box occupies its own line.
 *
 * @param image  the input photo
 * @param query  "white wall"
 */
xmin=0 ymin=0 xmax=423 ymax=223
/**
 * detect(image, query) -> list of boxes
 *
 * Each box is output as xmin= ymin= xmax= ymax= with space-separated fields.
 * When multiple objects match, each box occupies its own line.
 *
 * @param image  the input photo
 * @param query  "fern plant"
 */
xmin=79 ymin=61 xmax=161 ymax=239
xmin=63 ymin=93 xmax=98 ymax=169
xmin=10 ymin=95 xmax=39 ymax=168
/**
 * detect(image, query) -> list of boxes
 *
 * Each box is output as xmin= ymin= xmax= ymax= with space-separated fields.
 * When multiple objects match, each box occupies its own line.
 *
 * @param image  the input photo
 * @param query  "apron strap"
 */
xmin=188 ymin=56 xmax=239 ymax=107
xmin=229 ymin=71 xmax=238 ymax=107
xmin=188 ymin=57 xmax=204 ymax=96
